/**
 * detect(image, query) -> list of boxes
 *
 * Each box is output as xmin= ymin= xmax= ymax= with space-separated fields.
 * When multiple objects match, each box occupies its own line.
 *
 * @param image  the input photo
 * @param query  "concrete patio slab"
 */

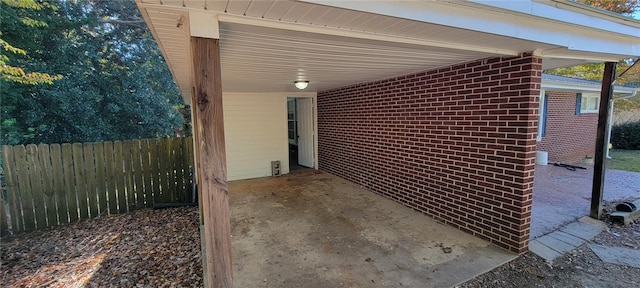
xmin=531 ymin=165 xmax=640 ymax=239
xmin=229 ymin=171 xmax=516 ymax=287
xmin=588 ymin=244 xmax=640 ymax=269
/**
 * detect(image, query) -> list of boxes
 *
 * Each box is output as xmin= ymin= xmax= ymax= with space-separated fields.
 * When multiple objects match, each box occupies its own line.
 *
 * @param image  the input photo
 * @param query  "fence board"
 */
xmin=0 ymin=195 xmax=8 ymax=236
xmin=168 ymin=137 xmax=178 ymax=202
xmin=180 ymin=137 xmax=190 ymax=202
xmin=177 ymin=138 xmax=185 ymax=202
xmin=149 ymin=139 xmax=160 ymax=203
xmin=123 ymin=141 xmax=134 ymax=210
xmin=132 ymin=140 xmax=144 ymax=208
xmin=25 ymin=144 xmax=46 ymax=229
xmin=62 ymin=144 xmax=78 ymax=222
xmin=104 ymin=141 xmax=118 ymax=215
xmin=184 ymin=137 xmax=194 ymax=203
xmin=38 ymin=144 xmax=58 ymax=227
xmin=2 ymin=145 xmax=23 ymax=232
xmin=93 ymin=142 xmax=107 ymax=216
xmin=14 ymin=146 xmax=36 ymax=231
xmin=72 ymin=143 xmax=89 ymax=220
xmin=157 ymin=138 xmax=169 ymax=203
xmin=114 ymin=141 xmax=127 ymax=214
xmin=173 ymin=137 xmax=182 ymax=202
xmin=139 ymin=140 xmax=152 ymax=208
xmin=50 ymin=144 xmax=68 ymax=224
xmin=174 ymin=138 xmax=185 ymax=202
xmin=83 ymin=144 xmax=98 ymax=218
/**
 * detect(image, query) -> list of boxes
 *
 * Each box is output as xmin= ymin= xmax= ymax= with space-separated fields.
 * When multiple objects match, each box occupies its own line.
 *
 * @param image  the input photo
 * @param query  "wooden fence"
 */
xmin=0 ymin=137 xmax=194 ymax=235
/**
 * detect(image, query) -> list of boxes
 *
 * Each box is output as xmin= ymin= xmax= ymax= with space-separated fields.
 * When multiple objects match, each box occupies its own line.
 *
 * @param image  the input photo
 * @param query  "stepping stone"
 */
xmin=559 ymin=218 xmax=605 ymax=241
xmin=536 ymin=233 xmax=578 ymax=254
xmin=547 ymin=231 xmax=584 ymax=247
xmin=588 ymin=244 xmax=640 ymax=268
xmin=529 ymin=239 xmax=562 ymax=263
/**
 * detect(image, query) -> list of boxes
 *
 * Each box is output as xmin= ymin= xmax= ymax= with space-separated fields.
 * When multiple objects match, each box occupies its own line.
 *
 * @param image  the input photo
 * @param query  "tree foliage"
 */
xmin=577 ymin=0 xmax=640 ymax=15
xmin=1 ymin=0 xmax=183 ymax=145
xmin=0 ymin=0 xmax=62 ymax=84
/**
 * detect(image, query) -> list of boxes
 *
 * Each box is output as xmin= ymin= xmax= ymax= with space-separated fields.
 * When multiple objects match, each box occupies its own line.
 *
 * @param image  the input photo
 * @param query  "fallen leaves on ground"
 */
xmin=1 ymin=207 xmax=202 ymax=287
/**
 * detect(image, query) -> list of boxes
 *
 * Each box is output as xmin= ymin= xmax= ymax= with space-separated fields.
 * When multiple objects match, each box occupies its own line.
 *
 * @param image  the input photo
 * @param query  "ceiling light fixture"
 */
xmin=294 ymin=81 xmax=309 ymax=90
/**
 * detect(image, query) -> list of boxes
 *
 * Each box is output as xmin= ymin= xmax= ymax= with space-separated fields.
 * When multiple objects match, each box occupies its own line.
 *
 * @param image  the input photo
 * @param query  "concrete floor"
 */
xmin=229 ymin=171 xmax=516 ymax=287
xmin=531 ymin=165 xmax=640 ymax=239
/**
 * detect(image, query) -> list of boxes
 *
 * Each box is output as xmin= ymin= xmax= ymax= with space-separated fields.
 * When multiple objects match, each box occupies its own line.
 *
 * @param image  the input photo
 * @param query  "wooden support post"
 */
xmin=191 ymin=36 xmax=233 ymax=287
xmin=590 ymin=62 xmax=616 ymax=219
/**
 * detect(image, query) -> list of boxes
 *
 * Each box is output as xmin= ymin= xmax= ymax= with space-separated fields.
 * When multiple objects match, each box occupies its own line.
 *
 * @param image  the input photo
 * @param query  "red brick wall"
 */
xmin=317 ymin=53 xmax=541 ymax=253
xmin=537 ymin=91 xmax=597 ymax=164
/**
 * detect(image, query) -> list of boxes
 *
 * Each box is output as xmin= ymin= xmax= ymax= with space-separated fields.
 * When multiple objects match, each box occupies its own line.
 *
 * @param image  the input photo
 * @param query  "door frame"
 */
xmin=285 ymin=94 xmax=318 ymax=173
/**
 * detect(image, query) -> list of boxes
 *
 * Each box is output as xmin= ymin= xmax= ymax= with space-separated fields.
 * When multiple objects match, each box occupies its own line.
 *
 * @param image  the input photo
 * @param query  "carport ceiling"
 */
xmin=141 ymin=5 xmax=558 ymax=101
xmin=138 ymin=1 xmax=638 ymax=103
xmin=219 ymin=22 xmax=501 ymax=93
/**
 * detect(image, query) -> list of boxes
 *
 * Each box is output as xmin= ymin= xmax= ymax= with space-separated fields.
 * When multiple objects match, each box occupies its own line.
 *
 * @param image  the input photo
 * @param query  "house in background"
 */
xmin=537 ymin=74 xmax=639 ymax=163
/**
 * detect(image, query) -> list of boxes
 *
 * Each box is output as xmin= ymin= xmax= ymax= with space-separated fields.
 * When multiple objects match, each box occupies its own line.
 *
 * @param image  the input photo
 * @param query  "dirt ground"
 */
xmin=459 ymin=200 xmax=640 ymax=288
xmin=1 ymin=207 xmax=203 ymax=287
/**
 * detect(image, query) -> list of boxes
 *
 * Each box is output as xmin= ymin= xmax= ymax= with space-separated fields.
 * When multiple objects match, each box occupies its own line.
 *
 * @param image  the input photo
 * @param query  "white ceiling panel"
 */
xmin=262 ymin=1 xmax=295 ymax=20
xmin=217 ymin=22 xmax=496 ymax=93
xmin=280 ymin=2 xmax=316 ymax=22
xmin=145 ymin=7 xmax=192 ymax=100
xmin=226 ymin=1 xmax=251 ymax=15
xmin=244 ymin=0 xmax=275 ymax=18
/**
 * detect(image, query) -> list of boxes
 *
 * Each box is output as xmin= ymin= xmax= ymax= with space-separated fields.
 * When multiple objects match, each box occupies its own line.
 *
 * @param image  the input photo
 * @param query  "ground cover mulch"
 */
xmin=1 ymin=207 xmax=202 ymax=287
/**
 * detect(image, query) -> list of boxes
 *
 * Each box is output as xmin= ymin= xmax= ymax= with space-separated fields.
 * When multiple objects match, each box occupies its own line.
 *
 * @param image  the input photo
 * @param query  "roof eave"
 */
xmin=541 ymin=81 xmax=638 ymax=94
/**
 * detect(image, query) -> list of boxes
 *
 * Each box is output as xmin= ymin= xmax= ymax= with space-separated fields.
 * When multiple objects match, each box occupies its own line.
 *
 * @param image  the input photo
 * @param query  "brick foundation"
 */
xmin=537 ymin=91 xmax=597 ymax=164
xmin=317 ymin=53 xmax=541 ymax=253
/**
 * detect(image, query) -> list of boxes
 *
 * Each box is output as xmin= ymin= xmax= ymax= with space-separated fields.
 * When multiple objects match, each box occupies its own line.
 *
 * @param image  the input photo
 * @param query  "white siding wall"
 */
xmin=223 ymin=92 xmax=316 ymax=181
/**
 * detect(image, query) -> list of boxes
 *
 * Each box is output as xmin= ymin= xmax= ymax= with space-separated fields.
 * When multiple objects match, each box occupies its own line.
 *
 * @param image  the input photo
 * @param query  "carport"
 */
xmin=134 ymin=0 xmax=640 ymax=286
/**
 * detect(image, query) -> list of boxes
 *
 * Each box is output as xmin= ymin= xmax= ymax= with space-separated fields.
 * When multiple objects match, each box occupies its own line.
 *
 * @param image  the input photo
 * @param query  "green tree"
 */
xmin=0 ymin=0 xmax=61 ymax=84
xmin=1 ymin=0 xmax=183 ymax=145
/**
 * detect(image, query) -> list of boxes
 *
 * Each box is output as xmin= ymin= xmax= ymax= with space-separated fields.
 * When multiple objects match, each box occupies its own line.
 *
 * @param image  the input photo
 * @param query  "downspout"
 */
xmin=606 ymin=90 xmax=638 ymax=158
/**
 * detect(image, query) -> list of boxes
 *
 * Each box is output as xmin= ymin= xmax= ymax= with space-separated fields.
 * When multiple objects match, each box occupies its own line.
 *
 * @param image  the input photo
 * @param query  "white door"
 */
xmin=296 ymin=98 xmax=314 ymax=168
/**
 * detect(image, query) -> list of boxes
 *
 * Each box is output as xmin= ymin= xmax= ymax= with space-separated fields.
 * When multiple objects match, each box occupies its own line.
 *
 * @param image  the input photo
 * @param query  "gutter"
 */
xmin=545 ymin=0 xmax=640 ymax=27
xmin=541 ymin=82 xmax=639 ymax=95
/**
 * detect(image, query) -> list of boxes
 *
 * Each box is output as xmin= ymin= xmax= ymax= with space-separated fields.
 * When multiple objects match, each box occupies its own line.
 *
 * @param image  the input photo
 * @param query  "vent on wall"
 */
xmin=271 ymin=161 xmax=281 ymax=177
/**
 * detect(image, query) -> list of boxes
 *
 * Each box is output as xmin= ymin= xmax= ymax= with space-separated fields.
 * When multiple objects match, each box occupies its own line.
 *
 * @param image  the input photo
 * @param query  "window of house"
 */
xmin=537 ymin=91 xmax=548 ymax=141
xmin=576 ymin=93 xmax=599 ymax=114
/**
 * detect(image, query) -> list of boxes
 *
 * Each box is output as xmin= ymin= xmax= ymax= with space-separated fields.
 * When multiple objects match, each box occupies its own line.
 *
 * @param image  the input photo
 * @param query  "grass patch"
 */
xmin=607 ymin=150 xmax=640 ymax=172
